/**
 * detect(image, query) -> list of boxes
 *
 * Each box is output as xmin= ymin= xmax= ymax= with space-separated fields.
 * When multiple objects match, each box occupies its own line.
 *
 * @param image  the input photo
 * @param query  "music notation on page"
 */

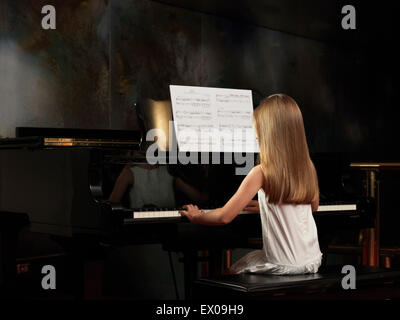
xmin=170 ymin=85 xmax=259 ymax=153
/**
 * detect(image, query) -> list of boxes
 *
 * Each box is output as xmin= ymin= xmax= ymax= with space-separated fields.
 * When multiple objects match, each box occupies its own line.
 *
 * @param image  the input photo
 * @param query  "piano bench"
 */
xmin=192 ymin=265 xmax=400 ymax=300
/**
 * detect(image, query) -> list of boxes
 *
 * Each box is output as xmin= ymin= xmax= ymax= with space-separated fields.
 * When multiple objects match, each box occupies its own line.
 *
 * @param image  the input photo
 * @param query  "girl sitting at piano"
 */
xmin=179 ymin=93 xmax=322 ymax=275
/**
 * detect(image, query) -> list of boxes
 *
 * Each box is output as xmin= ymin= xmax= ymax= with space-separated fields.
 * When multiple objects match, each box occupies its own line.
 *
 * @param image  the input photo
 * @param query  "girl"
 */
xmin=179 ymin=93 xmax=322 ymax=275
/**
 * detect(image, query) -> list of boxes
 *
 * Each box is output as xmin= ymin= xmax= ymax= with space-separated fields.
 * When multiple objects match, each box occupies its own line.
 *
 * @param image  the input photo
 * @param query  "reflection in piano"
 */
xmin=108 ymin=150 xmax=209 ymax=210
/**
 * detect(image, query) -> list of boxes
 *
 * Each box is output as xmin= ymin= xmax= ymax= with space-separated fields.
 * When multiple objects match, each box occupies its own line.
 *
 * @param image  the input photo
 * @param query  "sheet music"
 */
xmin=170 ymin=85 xmax=259 ymax=153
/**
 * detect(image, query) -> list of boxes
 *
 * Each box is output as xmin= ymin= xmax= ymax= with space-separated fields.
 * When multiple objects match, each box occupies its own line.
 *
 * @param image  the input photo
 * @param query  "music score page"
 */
xmin=169 ymin=85 xmax=259 ymax=153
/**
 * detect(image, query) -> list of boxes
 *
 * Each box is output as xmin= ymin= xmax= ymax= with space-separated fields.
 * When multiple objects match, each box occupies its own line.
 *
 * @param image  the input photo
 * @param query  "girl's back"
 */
xmin=231 ymin=188 xmax=322 ymax=275
xmin=231 ymin=93 xmax=322 ymax=275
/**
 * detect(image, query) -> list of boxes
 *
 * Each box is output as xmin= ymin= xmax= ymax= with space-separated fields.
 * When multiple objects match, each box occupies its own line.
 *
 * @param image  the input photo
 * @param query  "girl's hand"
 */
xmin=179 ymin=204 xmax=205 ymax=223
xmin=244 ymin=199 xmax=260 ymax=213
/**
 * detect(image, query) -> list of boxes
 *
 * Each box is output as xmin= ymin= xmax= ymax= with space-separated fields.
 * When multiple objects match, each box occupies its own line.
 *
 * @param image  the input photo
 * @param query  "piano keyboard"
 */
xmin=123 ymin=203 xmax=357 ymax=223
xmin=317 ymin=204 xmax=356 ymax=212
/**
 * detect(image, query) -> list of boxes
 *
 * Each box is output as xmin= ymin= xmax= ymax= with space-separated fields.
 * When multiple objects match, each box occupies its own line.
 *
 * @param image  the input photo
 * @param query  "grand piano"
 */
xmin=0 ymin=128 xmax=372 ymax=229
xmin=0 ymin=123 xmax=374 ymax=298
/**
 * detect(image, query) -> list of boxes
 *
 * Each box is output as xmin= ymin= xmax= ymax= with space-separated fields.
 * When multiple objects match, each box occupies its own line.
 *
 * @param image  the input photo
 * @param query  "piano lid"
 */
xmin=0 ymin=127 xmax=142 ymax=149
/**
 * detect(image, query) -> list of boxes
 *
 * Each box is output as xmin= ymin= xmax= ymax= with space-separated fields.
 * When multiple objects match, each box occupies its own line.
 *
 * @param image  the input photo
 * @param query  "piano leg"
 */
xmin=180 ymin=249 xmax=224 ymax=299
xmin=201 ymin=250 xmax=209 ymax=276
xmin=200 ymin=250 xmax=226 ymax=277
xmin=208 ymin=249 xmax=223 ymax=277
xmin=181 ymin=250 xmax=198 ymax=300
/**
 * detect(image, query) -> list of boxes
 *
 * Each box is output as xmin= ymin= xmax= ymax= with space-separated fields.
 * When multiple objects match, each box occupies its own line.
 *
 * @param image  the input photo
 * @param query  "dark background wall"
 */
xmin=1 ymin=0 xmax=399 ymax=299
xmin=1 ymin=0 xmax=398 ymax=158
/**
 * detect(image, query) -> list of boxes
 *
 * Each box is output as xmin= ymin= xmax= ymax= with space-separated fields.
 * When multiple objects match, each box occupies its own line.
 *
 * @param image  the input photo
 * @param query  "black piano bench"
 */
xmin=0 ymin=211 xmax=30 ymax=297
xmin=192 ymin=265 xmax=400 ymax=300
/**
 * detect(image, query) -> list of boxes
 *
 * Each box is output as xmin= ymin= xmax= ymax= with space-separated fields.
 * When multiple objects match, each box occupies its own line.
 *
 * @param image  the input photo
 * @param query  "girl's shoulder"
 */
xmin=251 ymin=164 xmax=265 ymax=180
xmin=251 ymin=164 xmax=267 ymax=192
xmin=247 ymin=164 xmax=265 ymax=189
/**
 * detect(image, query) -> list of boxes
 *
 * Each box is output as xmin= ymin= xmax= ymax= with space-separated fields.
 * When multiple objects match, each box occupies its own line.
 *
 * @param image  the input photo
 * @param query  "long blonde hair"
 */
xmin=253 ymin=93 xmax=318 ymax=204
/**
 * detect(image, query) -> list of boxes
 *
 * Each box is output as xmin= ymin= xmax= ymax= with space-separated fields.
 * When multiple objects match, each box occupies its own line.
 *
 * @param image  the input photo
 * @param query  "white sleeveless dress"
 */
xmin=230 ymin=189 xmax=322 ymax=275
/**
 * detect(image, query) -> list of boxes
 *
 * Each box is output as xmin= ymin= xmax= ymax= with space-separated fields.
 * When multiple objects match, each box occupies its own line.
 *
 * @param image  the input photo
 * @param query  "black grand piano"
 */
xmin=0 ymin=125 xmax=374 ymax=299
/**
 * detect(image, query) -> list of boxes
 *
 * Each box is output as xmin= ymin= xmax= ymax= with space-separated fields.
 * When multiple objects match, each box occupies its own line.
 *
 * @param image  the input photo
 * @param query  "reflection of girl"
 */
xmin=180 ymin=94 xmax=322 ymax=275
xmin=109 ymin=159 xmax=208 ymax=209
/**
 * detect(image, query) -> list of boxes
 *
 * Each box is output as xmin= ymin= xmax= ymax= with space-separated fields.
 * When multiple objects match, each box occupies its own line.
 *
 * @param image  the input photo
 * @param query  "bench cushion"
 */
xmin=193 ymin=265 xmax=400 ymax=300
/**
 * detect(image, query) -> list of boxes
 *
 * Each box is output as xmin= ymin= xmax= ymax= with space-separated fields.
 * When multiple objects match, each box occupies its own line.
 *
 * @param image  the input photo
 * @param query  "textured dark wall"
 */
xmin=0 ymin=0 xmax=110 ymax=137
xmin=112 ymin=0 xmax=339 ymax=152
xmin=1 ymin=0 xmax=398 ymax=159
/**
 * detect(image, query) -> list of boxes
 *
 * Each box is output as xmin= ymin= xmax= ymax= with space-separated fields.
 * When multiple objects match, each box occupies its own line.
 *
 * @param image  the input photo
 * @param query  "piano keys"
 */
xmin=123 ymin=209 xmax=254 ymax=222
xmin=121 ymin=202 xmax=358 ymax=223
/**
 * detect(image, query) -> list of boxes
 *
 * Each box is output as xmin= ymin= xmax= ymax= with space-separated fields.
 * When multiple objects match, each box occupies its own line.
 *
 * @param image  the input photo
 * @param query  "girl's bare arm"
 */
xmin=179 ymin=165 xmax=264 ymax=225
